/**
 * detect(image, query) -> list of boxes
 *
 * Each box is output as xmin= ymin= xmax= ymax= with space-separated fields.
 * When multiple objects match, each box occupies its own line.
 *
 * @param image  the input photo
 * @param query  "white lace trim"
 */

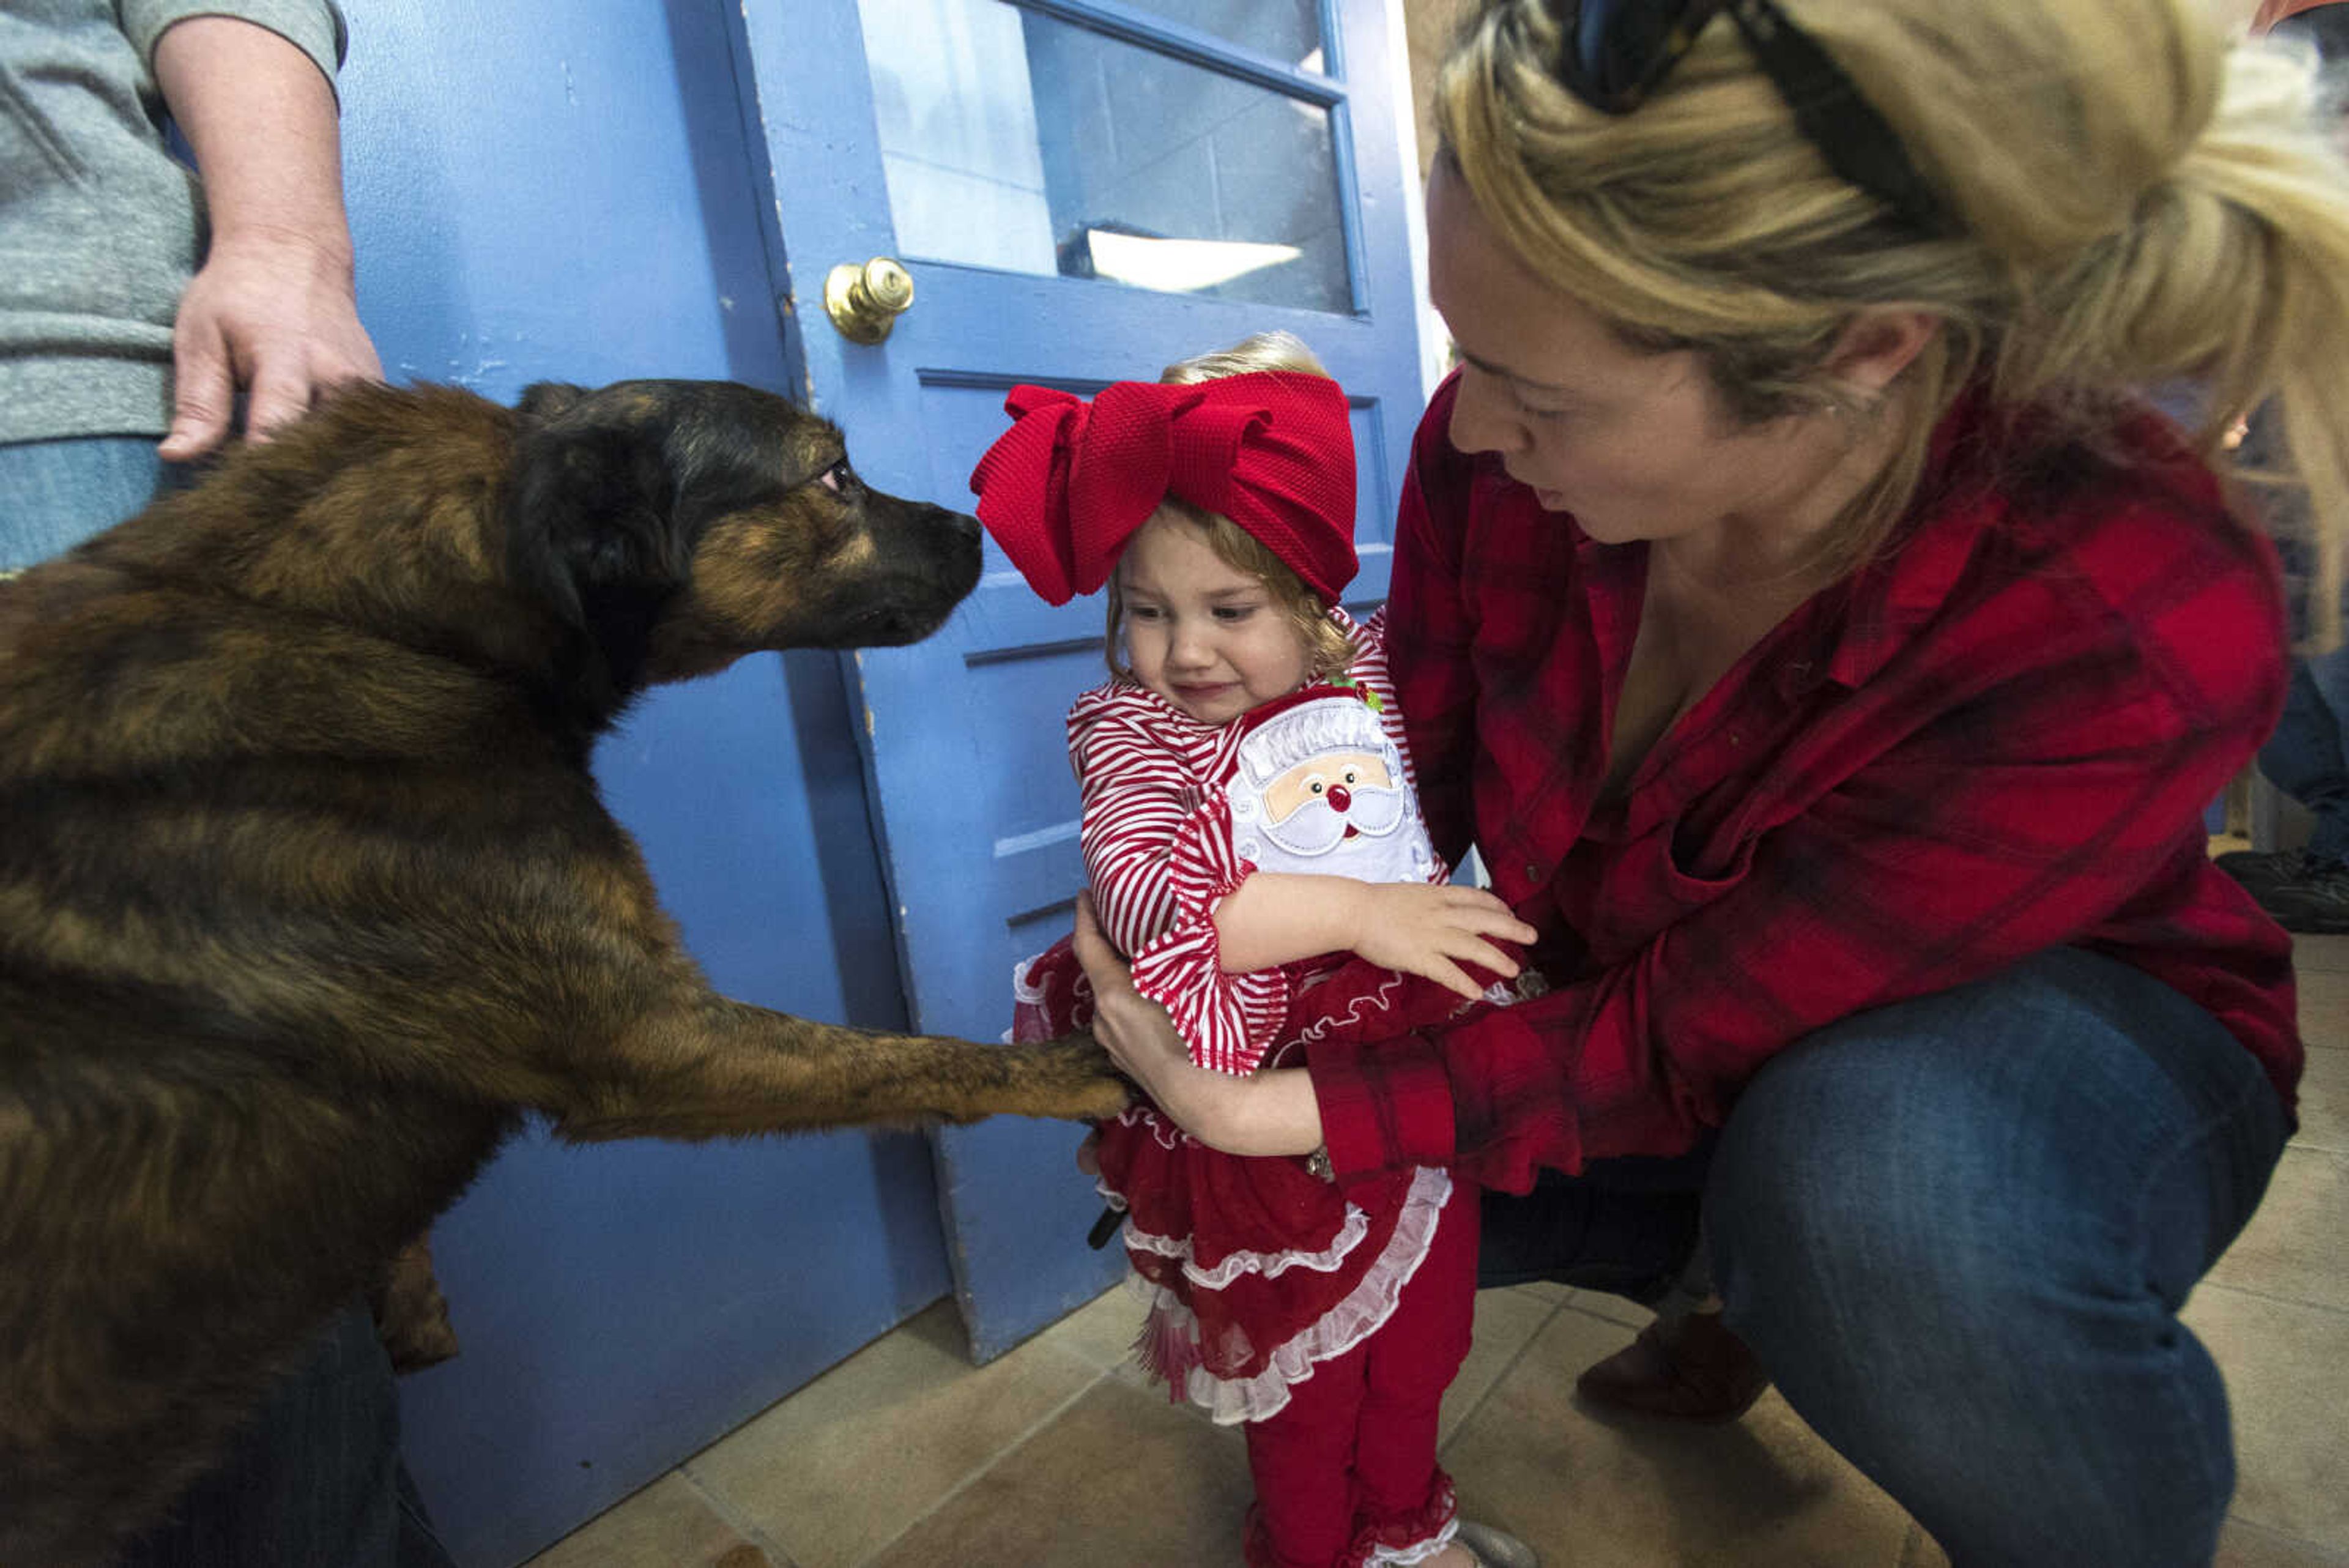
xmin=1109 ymin=1100 xmax=1199 ymax=1153
xmin=1145 ymin=1165 xmax=1453 ymax=1425
xmin=1284 ymin=956 xmax=1549 ymax=1055
xmin=1124 ymin=1197 xmax=1372 ymax=1288
xmin=1287 ymin=966 xmax=1413 ymax=1049
xmin=1369 ymin=1517 xmax=1460 ymax=1566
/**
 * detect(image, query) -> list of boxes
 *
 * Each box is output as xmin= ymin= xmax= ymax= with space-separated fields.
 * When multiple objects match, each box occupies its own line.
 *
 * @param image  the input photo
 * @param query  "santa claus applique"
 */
xmin=1227 ymin=683 xmax=1436 ymax=888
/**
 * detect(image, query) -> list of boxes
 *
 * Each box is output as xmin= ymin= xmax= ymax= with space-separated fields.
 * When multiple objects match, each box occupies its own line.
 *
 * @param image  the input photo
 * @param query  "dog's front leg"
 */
xmin=372 ymin=1232 xmax=461 ymax=1373
xmin=546 ymin=997 xmax=1130 ymax=1143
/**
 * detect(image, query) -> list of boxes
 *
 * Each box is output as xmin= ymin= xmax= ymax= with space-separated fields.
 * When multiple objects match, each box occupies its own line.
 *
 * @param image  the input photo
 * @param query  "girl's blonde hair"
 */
xmin=1104 ymin=330 xmax=1360 ymax=682
xmin=1438 ymin=0 xmax=2349 ymax=642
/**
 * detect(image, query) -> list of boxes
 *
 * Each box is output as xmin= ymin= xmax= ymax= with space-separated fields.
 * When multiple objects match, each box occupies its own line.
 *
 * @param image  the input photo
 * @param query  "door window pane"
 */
xmin=1116 ymin=0 xmax=1323 ymax=64
xmin=857 ymin=0 xmax=1352 ymax=313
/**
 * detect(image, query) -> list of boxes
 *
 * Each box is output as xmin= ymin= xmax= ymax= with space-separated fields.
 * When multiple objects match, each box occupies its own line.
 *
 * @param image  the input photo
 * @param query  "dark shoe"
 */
xmin=1575 ymin=1309 xmax=1769 ymax=1424
xmin=2214 ymin=848 xmax=2307 ymax=898
xmin=2258 ymin=861 xmax=2349 ymax=933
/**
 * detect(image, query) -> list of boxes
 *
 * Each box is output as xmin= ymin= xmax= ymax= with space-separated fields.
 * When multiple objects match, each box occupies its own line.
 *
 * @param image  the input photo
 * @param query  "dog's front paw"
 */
xmin=985 ymin=1033 xmax=1132 ymax=1122
xmin=1048 ymin=1033 xmax=1136 ymax=1120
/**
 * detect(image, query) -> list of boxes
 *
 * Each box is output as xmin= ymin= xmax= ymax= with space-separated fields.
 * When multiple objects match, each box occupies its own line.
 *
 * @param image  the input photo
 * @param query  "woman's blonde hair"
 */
xmin=1437 ymin=0 xmax=2349 ymax=642
xmin=1103 ymin=330 xmax=1360 ymax=682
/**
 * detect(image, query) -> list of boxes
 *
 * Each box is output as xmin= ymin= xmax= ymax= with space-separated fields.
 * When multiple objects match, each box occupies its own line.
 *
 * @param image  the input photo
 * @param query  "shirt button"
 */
xmin=1524 ymin=860 xmax=1541 ymax=881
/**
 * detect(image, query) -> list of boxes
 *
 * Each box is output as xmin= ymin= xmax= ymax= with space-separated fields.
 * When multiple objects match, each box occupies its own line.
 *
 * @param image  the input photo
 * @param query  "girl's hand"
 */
xmin=1351 ymin=882 xmax=1537 ymax=1002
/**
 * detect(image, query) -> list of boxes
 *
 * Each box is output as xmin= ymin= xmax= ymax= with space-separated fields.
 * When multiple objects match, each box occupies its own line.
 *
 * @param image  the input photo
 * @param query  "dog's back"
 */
xmin=0 ymin=390 xmax=562 ymax=1561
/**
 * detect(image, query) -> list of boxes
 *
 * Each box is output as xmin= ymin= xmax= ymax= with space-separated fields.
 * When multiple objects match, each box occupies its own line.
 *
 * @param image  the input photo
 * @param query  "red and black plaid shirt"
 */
xmin=1310 ymin=374 xmax=2303 ymax=1192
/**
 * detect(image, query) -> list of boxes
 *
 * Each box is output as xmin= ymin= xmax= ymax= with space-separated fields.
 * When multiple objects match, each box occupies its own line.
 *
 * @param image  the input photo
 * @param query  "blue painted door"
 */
xmin=727 ymin=0 xmax=1430 ymax=1359
xmin=336 ymin=4 xmax=957 ymax=1562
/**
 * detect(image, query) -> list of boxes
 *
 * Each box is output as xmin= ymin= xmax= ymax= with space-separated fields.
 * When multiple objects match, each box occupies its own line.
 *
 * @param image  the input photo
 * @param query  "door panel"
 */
xmin=732 ymin=0 xmax=1425 ymax=1361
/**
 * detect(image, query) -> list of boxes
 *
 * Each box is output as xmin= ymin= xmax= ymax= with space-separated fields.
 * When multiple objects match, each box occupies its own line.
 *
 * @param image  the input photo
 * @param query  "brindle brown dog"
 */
xmin=0 ymin=378 xmax=1127 ymax=1567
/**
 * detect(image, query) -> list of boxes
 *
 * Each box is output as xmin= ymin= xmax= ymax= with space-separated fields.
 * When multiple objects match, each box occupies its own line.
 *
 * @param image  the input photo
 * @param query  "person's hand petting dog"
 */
xmin=163 ymin=227 xmax=380 ymax=459
xmin=151 ymin=15 xmax=380 ymax=461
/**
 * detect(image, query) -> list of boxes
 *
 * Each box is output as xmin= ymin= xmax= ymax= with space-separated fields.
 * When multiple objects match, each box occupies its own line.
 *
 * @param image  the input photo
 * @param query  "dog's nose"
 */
xmin=941 ymin=507 xmax=981 ymax=543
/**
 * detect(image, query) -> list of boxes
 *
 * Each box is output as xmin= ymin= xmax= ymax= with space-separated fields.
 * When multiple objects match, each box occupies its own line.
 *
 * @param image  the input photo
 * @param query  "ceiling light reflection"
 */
xmin=1084 ymin=230 xmax=1302 ymax=293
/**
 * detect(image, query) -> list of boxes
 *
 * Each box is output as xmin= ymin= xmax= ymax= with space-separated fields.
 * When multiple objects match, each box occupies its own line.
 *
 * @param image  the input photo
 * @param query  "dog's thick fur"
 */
xmin=0 ymin=379 xmax=1127 ymax=1566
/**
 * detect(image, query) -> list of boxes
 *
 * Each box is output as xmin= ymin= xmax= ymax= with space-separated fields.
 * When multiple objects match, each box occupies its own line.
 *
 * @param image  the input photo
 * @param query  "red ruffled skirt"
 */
xmin=1013 ymin=939 xmax=1499 ymax=1423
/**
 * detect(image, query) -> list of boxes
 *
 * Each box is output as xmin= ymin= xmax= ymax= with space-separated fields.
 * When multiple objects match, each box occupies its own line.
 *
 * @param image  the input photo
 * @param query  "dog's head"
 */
xmin=508 ymin=379 xmax=982 ymax=689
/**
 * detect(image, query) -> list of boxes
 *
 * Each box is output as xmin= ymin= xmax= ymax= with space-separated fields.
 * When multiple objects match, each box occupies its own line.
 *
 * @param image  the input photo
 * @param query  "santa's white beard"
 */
xmin=1249 ymin=784 xmax=1428 ymax=883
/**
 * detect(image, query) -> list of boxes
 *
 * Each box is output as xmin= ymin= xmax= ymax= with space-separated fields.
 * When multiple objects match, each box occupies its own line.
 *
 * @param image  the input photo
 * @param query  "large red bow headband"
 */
xmin=968 ymin=371 xmax=1358 ymax=608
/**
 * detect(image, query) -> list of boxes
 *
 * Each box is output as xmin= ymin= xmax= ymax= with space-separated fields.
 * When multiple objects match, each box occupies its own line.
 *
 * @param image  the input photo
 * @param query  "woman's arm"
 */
xmin=1073 ymin=895 xmax=1324 ymax=1157
xmin=150 ymin=13 xmax=380 ymax=459
xmin=1307 ymin=622 xmax=2291 ymax=1192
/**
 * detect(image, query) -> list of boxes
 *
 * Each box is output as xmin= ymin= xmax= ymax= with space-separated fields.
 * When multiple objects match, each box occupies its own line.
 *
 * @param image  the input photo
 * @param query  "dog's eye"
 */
xmin=818 ymin=460 xmax=856 ymax=494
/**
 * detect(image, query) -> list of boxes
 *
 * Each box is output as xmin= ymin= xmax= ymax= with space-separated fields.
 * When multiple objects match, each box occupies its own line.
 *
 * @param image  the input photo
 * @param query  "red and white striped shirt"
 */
xmin=1072 ymin=608 xmax=1438 ymax=1075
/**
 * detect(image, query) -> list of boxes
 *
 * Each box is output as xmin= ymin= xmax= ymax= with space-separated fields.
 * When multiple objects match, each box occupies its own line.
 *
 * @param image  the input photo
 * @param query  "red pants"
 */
xmin=1242 ymin=1178 xmax=1480 ymax=1568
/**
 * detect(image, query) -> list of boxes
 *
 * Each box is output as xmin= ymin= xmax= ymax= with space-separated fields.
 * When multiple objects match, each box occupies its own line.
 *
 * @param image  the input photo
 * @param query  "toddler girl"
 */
xmin=970 ymin=333 xmax=1539 ymax=1568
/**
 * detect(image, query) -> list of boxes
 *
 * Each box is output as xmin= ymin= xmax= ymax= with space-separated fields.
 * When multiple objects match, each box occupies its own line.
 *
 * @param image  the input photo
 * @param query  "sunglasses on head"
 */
xmin=1548 ymin=0 xmax=1959 ymax=238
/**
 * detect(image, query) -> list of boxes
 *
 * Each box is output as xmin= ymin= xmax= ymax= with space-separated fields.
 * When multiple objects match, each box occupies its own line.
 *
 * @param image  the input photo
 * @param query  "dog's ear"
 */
xmin=507 ymin=389 xmax=692 ymax=686
xmin=516 ymin=382 xmax=588 ymax=423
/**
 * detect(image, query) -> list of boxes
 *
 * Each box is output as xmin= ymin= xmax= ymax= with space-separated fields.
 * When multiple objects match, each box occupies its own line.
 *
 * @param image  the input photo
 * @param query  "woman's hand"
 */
xmin=1350 ymin=882 xmax=1537 ymax=1001
xmin=1071 ymin=894 xmax=1326 ymax=1159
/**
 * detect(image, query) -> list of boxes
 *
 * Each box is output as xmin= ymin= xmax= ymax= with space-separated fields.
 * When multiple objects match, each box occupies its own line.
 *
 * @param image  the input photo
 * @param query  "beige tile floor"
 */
xmin=529 ymin=935 xmax=2349 ymax=1568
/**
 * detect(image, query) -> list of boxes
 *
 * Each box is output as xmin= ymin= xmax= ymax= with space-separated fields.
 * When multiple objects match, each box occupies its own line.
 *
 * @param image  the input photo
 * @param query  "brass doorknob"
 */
xmin=823 ymin=257 xmax=915 ymax=344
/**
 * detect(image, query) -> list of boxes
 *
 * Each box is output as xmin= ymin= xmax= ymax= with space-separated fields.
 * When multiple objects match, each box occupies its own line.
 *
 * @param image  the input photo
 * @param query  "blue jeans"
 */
xmin=2257 ymin=649 xmax=2349 ymax=869
xmin=0 ymin=433 xmax=176 ymax=570
xmin=4 ymin=435 xmax=453 ymax=1568
xmin=1482 ymin=947 xmax=2287 ymax=1567
xmin=113 ymin=1306 xmax=454 ymax=1568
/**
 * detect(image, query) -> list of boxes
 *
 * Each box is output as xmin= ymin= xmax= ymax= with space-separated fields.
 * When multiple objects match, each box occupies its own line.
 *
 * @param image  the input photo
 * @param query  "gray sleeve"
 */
xmin=119 ymin=1 xmax=348 ymax=98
